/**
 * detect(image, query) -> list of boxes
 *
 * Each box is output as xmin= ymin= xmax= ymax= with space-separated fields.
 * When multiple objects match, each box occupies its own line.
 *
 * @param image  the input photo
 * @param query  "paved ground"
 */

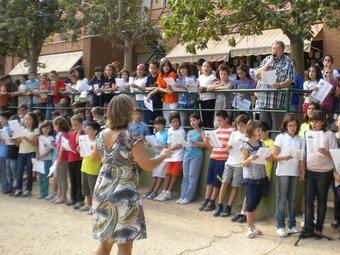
xmin=0 ymin=187 xmax=339 ymax=255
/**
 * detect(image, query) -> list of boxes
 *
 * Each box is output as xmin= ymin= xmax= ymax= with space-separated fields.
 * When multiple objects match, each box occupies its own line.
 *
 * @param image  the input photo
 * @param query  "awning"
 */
xmin=229 ymin=24 xmax=323 ymax=57
xmin=166 ymin=34 xmax=242 ymax=64
xmin=9 ymin=51 xmax=83 ymax=77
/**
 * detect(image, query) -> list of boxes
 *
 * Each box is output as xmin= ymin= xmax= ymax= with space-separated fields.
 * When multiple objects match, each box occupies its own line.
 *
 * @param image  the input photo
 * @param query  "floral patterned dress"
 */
xmin=92 ymin=130 xmax=146 ymax=243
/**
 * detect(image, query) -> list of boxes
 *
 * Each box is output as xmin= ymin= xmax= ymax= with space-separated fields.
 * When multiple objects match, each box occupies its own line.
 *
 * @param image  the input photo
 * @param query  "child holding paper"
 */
xmin=13 ymin=112 xmax=39 ymax=197
xmin=198 ymin=110 xmax=234 ymax=211
xmin=302 ymin=110 xmax=337 ymax=237
xmin=78 ymin=122 xmax=101 ymax=213
xmin=273 ymin=114 xmax=302 ymax=237
xmin=242 ymin=119 xmax=271 ymax=238
xmin=68 ymin=114 xmax=85 ymax=209
xmin=155 ymin=112 xmax=186 ymax=202
xmin=144 ymin=116 xmax=168 ymax=199
xmin=90 ymin=66 xmax=105 ymax=107
xmin=52 ymin=116 xmax=70 ymax=204
xmin=36 ymin=121 xmax=54 ymax=199
xmin=0 ymin=112 xmax=9 ymax=194
xmin=131 ymin=64 xmax=150 ymax=125
xmin=302 ymin=66 xmax=322 ymax=112
xmin=177 ymin=114 xmax=207 ymax=204
xmin=213 ymin=114 xmax=248 ymax=217
xmin=1 ymin=113 xmax=18 ymax=196
xmin=320 ymin=66 xmax=337 ymax=113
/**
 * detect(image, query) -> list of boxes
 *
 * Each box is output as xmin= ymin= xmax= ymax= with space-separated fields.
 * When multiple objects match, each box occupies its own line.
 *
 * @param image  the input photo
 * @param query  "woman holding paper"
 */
xmin=272 ymin=114 xmax=302 ymax=237
xmin=91 ymin=94 xmax=172 ymax=255
xmin=13 ymin=112 xmax=39 ymax=197
xmin=302 ymin=110 xmax=337 ymax=237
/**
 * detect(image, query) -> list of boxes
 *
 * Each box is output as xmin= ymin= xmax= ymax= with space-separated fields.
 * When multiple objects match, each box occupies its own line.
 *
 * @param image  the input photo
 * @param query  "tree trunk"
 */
xmin=123 ymin=39 xmax=134 ymax=72
xmin=28 ymin=47 xmax=39 ymax=74
xmin=289 ymin=37 xmax=305 ymax=77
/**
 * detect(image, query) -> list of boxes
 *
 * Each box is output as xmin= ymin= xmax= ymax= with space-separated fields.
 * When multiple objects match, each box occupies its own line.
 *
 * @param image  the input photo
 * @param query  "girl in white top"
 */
xmin=273 ymin=113 xmax=302 ymax=237
xmin=198 ymin=61 xmax=217 ymax=128
xmin=303 ymin=65 xmax=322 ymax=111
xmin=36 ymin=121 xmax=54 ymax=199
xmin=17 ymin=77 xmax=30 ymax=107
xmin=72 ymin=65 xmax=90 ymax=103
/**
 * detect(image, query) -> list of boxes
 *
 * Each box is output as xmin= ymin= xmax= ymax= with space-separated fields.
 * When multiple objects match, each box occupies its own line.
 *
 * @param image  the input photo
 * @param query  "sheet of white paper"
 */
xmin=232 ymin=95 xmax=251 ymax=110
xmin=143 ymin=96 xmax=153 ymax=112
xmin=305 ymin=131 xmax=324 ymax=155
xmin=261 ymin=70 xmax=277 ymax=85
xmin=31 ymin=158 xmax=45 ymax=174
xmin=93 ymin=84 xmax=101 ymax=96
xmin=0 ymin=128 xmax=13 ymax=145
xmin=311 ymin=79 xmax=333 ymax=103
xmin=145 ymin=135 xmax=158 ymax=147
xmin=330 ymin=149 xmax=340 ymax=187
xmin=252 ymin=147 xmax=273 ymax=165
xmin=47 ymin=161 xmax=57 ymax=177
xmin=80 ymin=91 xmax=88 ymax=98
xmin=164 ymin=77 xmax=176 ymax=86
xmin=79 ymin=135 xmax=92 ymax=157
xmin=171 ymin=133 xmax=187 ymax=147
xmin=169 ymin=83 xmax=186 ymax=92
xmin=39 ymin=93 xmax=48 ymax=99
xmin=205 ymin=130 xmax=222 ymax=148
xmin=39 ymin=136 xmax=53 ymax=149
xmin=115 ymin=78 xmax=127 ymax=91
xmin=129 ymin=77 xmax=134 ymax=85
xmin=286 ymin=147 xmax=303 ymax=161
xmin=228 ymin=139 xmax=243 ymax=157
xmin=186 ymin=78 xmax=198 ymax=93
xmin=8 ymin=120 xmax=25 ymax=138
xmin=65 ymin=83 xmax=73 ymax=92
xmin=61 ymin=137 xmax=75 ymax=153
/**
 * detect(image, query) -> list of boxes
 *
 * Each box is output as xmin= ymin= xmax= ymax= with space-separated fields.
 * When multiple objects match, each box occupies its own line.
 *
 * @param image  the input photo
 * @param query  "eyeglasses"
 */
xmin=287 ymin=124 xmax=297 ymax=128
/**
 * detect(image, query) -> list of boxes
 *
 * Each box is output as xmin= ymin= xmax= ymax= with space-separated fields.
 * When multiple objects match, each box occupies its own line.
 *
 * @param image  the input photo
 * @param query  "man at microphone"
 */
xmin=255 ymin=41 xmax=294 ymax=132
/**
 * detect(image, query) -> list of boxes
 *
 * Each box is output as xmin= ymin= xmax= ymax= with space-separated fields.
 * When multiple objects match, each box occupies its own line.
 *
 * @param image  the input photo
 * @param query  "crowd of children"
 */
xmin=0 ymin=56 xmax=340 ymax=241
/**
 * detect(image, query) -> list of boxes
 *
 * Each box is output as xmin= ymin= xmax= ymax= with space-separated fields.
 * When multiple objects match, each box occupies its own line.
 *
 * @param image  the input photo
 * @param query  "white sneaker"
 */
xmin=175 ymin=198 xmax=183 ymax=204
xmin=276 ymin=228 xmax=286 ymax=237
xmin=252 ymin=225 xmax=263 ymax=235
xmin=158 ymin=192 xmax=172 ymax=202
xmin=289 ymin=227 xmax=299 ymax=236
xmin=154 ymin=191 xmax=166 ymax=201
xmin=247 ymin=227 xmax=255 ymax=238
xmin=180 ymin=199 xmax=190 ymax=205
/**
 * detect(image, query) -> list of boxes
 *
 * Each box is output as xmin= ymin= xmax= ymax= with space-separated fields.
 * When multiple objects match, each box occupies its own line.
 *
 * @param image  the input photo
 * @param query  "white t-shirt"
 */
xmin=134 ymin=77 xmax=147 ymax=101
xmin=303 ymin=80 xmax=318 ymax=104
xmin=165 ymin=126 xmax=186 ymax=162
xmin=18 ymin=84 xmax=30 ymax=106
xmin=38 ymin=136 xmax=54 ymax=160
xmin=198 ymin=74 xmax=216 ymax=101
xmin=274 ymin=132 xmax=302 ymax=176
xmin=226 ymin=131 xmax=247 ymax=167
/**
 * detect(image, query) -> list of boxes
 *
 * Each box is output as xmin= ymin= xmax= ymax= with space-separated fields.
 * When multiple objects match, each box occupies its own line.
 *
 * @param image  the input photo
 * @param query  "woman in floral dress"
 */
xmin=91 ymin=94 xmax=171 ymax=255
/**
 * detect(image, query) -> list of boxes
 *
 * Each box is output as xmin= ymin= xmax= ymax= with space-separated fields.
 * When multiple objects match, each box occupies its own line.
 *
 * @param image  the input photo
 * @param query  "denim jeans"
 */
xmin=6 ymin=159 xmax=17 ymax=191
xmin=0 ymin=157 xmax=8 ymax=192
xmin=305 ymin=170 xmax=333 ymax=232
xmin=16 ymin=152 xmax=35 ymax=192
xmin=276 ymin=176 xmax=299 ymax=229
xmin=180 ymin=156 xmax=203 ymax=202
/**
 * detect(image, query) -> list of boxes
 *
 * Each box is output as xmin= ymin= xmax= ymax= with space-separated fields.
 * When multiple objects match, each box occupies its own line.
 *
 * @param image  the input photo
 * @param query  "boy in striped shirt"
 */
xmin=199 ymin=110 xmax=235 ymax=211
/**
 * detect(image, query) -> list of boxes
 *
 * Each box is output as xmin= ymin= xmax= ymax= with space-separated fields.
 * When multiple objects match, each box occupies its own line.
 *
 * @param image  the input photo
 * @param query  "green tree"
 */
xmin=161 ymin=0 xmax=340 ymax=75
xmin=0 ymin=0 xmax=80 ymax=74
xmin=76 ymin=0 xmax=167 ymax=71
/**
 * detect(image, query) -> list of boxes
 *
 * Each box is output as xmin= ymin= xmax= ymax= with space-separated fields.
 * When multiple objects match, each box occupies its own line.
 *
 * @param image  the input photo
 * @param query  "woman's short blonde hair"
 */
xmin=106 ymin=94 xmax=134 ymax=130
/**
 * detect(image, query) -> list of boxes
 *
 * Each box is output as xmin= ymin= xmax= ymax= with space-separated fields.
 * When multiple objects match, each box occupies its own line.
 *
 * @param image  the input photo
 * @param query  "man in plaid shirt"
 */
xmin=255 ymin=41 xmax=294 ymax=131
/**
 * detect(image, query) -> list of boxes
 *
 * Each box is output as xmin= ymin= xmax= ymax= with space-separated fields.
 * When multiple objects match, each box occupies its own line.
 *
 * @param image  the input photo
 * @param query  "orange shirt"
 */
xmin=156 ymin=72 xmax=178 ymax=104
xmin=0 ymin=85 xmax=9 ymax=106
xmin=38 ymin=82 xmax=49 ymax=103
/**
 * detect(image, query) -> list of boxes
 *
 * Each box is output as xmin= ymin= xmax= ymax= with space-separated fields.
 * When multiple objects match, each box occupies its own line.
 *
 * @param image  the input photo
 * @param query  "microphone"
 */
xmin=272 ymin=53 xmax=277 ymax=60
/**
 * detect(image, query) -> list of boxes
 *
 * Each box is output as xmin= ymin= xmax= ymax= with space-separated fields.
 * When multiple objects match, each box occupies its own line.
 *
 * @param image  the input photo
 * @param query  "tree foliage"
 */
xmin=161 ymin=0 xmax=340 ymax=73
xmin=0 ymin=0 xmax=80 ymax=73
xmin=75 ymin=0 xmax=167 ymax=71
